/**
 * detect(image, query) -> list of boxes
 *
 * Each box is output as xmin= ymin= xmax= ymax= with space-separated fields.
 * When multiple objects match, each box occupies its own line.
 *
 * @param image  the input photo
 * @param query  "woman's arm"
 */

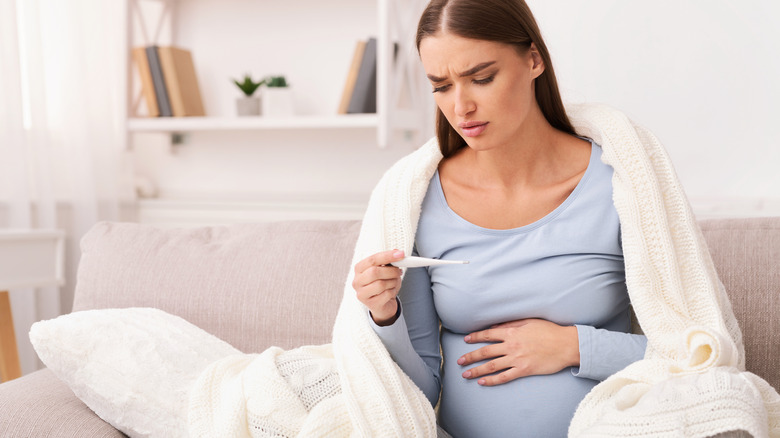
xmin=457 ymin=319 xmax=647 ymax=386
xmin=571 ymin=325 xmax=647 ymax=381
xmin=368 ymin=259 xmax=442 ymax=406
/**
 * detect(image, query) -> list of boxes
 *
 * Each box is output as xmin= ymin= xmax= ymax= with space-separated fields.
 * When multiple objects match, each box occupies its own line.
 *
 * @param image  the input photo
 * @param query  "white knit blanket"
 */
xmin=188 ymin=104 xmax=780 ymax=437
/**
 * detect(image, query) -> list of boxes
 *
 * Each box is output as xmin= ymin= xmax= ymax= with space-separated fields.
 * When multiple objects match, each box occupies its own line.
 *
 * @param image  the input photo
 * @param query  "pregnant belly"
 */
xmin=438 ymin=331 xmax=598 ymax=438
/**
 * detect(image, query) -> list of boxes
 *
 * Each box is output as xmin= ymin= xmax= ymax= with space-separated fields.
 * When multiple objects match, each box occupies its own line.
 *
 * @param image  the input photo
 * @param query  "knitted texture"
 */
xmin=187 ymin=103 xmax=779 ymax=437
xmin=188 ymin=345 xmax=353 ymax=437
xmin=567 ymin=103 xmax=780 ymax=437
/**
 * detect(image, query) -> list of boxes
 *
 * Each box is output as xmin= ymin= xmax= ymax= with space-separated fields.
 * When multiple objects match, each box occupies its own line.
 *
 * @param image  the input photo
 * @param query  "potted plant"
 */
xmin=233 ymin=74 xmax=265 ymax=116
xmin=261 ymin=75 xmax=294 ymax=117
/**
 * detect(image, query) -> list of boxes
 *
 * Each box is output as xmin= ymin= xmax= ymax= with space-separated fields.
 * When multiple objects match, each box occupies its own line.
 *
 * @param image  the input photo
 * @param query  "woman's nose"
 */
xmin=453 ymin=87 xmax=476 ymax=117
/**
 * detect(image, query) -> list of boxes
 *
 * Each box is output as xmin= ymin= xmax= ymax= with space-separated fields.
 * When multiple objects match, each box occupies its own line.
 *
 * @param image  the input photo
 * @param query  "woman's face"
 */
xmin=419 ymin=33 xmax=544 ymax=151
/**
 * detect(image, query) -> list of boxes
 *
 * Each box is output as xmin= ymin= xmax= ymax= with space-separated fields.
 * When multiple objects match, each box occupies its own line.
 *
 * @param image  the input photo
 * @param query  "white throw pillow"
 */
xmin=29 ymin=307 xmax=241 ymax=438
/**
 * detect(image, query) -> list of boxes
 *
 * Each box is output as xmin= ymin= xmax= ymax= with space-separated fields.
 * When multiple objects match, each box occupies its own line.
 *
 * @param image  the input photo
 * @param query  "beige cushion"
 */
xmin=0 ymin=369 xmax=124 ymax=437
xmin=72 ymin=220 xmax=361 ymax=353
xmin=700 ymin=217 xmax=780 ymax=391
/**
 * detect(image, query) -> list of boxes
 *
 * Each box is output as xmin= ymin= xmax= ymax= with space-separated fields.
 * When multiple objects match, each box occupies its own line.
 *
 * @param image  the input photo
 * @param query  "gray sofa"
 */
xmin=0 ymin=217 xmax=777 ymax=437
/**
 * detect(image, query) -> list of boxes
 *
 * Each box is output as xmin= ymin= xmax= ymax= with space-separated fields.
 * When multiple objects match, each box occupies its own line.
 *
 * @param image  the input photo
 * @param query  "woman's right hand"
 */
xmin=352 ymin=249 xmax=405 ymax=326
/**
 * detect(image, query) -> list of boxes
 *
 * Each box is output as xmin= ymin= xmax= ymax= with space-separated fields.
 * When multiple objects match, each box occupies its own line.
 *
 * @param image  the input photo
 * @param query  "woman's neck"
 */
xmin=452 ymin=113 xmax=568 ymax=192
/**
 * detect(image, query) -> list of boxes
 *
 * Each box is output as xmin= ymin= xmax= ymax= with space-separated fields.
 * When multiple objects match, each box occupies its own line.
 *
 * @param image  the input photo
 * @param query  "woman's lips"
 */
xmin=459 ymin=121 xmax=488 ymax=137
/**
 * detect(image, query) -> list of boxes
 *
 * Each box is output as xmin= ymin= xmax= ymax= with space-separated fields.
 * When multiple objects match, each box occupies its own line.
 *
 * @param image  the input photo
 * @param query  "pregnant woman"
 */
xmin=352 ymin=0 xmax=647 ymax=436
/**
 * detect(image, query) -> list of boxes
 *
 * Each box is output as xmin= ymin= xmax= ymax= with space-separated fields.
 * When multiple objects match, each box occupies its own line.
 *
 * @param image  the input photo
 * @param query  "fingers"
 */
xmin=352 ymin=265 xmax=402 ymax=310
xmin=458 ymin=325 xmax=525 ymax=386
xmin=466 ymin=364 xmax=525 ymax=387
xmin=354 ymin=249 xmax=405 ymax=274
xmin=363 ymin=284 xmax=401 ymax=326
xmin=353 ymin=264 xmax=402 ymax=290
xmin=463 ymin=327 xmax=502 ymax=344
xmin=457 ymin=344 xmax=530 ymax=386
xmin=358 ymin=277 xmax=401 ymax=301
xmin=457 ymin=343 xmax=503 ymax=367
xmin=352 ymin=251 xmax=406 ymax=323
xmin=352 ymin=250 xmax=405 ymax=298
xmin=458 ymin=320 xmax=578 ymax=386
xmin=363 ymin=288 xmax=399 ymax=311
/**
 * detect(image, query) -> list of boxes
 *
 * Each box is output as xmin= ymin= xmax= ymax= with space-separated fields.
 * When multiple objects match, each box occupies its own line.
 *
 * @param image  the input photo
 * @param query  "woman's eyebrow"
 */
xmin=426 ymin=61 xmax=497 ymax=82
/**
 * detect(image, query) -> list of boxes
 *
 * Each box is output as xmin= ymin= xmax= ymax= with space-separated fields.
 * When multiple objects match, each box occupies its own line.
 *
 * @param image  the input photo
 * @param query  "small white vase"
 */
xmin=261 ymin=87 xmax=294 ymax=117
xmin=236 ymin=97 xmax=260 ymax=116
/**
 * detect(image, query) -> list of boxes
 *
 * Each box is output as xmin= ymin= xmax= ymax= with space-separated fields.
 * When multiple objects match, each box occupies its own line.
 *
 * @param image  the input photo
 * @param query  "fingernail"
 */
xmin=462 ymin=371 xmax=471 ymax=378
xmin=457 ymin=357 xmax=465 ymax=365
xmin=478 ymin=379 xmax=486 ymax=385
xmin=464 ymin=335 xmax=471 ymax=342
xmin=393 ymin=250 xmax=404 ymax=258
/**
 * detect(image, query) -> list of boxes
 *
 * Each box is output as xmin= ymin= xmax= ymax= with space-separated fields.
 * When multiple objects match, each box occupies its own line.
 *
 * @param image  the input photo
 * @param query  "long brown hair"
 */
xmin=416 ymin=0 xmax=576 ymax=158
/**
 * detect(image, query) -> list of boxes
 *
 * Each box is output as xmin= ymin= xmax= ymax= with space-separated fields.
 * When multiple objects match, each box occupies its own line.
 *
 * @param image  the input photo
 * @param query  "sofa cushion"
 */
xmin=71 ymin=220 xmax=362 ymax=353
xmin=0 ymin=368 xmax=124 ymax=437
xmin=699 ymin=217 xmax=780 ymax=391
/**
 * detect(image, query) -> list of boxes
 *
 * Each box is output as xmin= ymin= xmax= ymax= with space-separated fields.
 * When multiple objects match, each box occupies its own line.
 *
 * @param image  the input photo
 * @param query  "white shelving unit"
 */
xmin=124 ymin=0 xmax=432 ymax=148
xmin=127 ymin=114 xmax=379 ymax=132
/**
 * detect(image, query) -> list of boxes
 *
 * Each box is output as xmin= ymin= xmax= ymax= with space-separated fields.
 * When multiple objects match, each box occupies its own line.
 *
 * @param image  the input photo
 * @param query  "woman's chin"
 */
xmin=462 ymin=136 xmax=497 ymax=153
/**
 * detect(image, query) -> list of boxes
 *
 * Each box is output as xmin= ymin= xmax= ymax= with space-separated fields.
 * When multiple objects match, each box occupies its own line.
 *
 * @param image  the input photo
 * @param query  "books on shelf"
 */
xmin=338 ymin=40 xmax=367 ymax=114
xmin=340 ymin=37 xmax=377 ymax=114
xmin=131 ymin=47 xmax=159 ymax=117
xmin=132 ymin=45 xmax=205 ymax=117
xmin=145 ymin=46 xmax=172 ymax=117
xmin=158 ymin=46 xmax=205 ymax=117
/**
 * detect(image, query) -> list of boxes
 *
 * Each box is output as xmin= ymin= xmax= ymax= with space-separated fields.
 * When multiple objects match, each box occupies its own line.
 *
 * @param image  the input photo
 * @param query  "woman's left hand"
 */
xmin=458 ymin=318 xmax=580 ymax=386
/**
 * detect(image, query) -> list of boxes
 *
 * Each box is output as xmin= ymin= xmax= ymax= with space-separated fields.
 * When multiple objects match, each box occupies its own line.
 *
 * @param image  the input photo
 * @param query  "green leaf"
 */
xmin=265 ymin=75 xmax=288 ymax=88
xmin=232 ymin=74 xmax=265 ymax=97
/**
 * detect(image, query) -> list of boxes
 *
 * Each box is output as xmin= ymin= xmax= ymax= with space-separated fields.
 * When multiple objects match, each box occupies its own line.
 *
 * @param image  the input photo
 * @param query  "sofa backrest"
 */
xmin=71 ymin=217 xmax=779 ymax=391
xmin=72 ymin=220 xmax=362 ymax=353
xmin=699 ymin=217 xmax=780 ymax=391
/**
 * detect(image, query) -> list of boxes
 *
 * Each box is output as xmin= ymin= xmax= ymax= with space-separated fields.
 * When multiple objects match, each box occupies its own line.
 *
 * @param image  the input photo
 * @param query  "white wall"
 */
xmin=132 ymin=1 xmax=780 ymax=224
xmin=529 ymin=0 xmax=780 ymax=213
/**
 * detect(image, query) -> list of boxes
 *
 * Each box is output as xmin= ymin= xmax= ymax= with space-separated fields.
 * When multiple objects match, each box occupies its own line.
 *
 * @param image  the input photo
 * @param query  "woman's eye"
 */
xmin=473 ymin=75 xmax=495 ymax=85
xmin=432 ymin=84 xmax=451 ymax=93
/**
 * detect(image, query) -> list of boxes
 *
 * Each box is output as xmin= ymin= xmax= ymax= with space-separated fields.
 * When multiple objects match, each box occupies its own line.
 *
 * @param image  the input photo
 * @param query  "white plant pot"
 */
xmin=261 ymin=87 xmax=294 ymax=117
xmin=236 ymin=97 xmax=260 ymax=116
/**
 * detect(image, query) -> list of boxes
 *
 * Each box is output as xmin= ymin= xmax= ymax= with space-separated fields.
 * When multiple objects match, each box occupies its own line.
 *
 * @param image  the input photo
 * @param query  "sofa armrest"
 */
xmin=0 ymin=369 xmax=123 ymax=437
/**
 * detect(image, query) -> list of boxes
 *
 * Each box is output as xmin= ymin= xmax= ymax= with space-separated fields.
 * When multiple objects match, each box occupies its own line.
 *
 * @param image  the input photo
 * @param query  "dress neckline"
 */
xmin=433 ymin=140 xmax=597 ymax=235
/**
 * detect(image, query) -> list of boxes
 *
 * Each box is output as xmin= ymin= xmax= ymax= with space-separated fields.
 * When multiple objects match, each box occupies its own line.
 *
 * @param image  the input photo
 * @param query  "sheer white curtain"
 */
xmin=0 ymin=0 xmax=130 ymax=375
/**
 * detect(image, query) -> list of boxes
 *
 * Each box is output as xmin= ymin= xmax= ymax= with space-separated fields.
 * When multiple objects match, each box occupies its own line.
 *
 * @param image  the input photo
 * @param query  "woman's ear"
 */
xmin=529 ymin=42 xmax=545 ymax=79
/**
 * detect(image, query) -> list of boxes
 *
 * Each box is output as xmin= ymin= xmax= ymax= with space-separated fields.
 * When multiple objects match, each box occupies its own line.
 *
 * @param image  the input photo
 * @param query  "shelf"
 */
xmin=124 ymin=0 xmax=431 ymax=147
xmin=127 ymin=114 xmax=379 ymax=132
